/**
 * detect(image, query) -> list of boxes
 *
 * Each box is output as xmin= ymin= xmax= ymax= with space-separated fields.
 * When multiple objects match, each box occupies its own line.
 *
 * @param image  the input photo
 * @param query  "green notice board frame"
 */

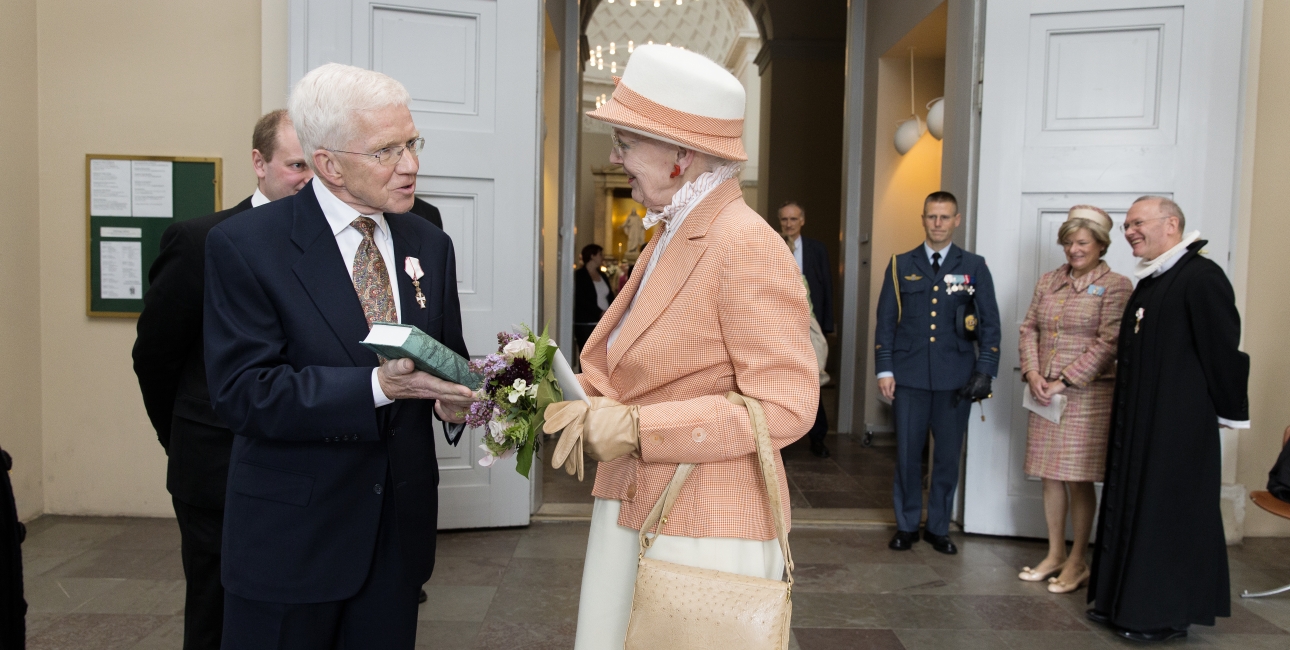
xmin=86 ymin=154 xmax=222 ymax=317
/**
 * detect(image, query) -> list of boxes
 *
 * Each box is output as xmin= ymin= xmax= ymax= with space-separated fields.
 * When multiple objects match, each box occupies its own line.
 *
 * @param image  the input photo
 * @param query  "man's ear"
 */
xmin=252 ymin=149 xmax=268 ymax=181
xmin=312 ymin=150 xmax=343 ymax=186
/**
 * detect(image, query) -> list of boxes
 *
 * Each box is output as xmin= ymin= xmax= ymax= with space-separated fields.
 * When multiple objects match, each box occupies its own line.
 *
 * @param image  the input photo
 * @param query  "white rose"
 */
xmin=503 ymin=338 xmax=536 ymax=360
xmin=488 ymin=420 xmax=508 ymax=443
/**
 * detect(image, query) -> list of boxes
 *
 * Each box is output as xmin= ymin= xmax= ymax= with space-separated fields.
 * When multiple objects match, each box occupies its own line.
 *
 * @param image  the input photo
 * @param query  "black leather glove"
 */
xmin=954 ymin=372 xmax=993 ymax=406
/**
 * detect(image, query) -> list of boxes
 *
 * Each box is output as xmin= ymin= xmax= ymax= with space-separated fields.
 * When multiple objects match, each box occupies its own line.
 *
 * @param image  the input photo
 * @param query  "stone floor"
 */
xmin=19 ymin=512 xmax=1290 ymax=649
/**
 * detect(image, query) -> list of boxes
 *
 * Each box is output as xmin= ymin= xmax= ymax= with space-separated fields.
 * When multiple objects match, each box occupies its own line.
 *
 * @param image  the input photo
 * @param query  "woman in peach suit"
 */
xmin=1016 ymin=206 xmax=1131 ymax=594
xmin=541 ymin=45 xmax=817 ymax=648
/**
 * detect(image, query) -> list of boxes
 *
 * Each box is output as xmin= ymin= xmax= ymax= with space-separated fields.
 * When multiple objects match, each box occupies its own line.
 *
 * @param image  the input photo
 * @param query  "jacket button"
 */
xmin=930 ymin=311 xmax=937 ymax=317
xmin=930 ymin=324 xmax=936 ymax=330
xmin=691 ymin=428 xmax=706 ymax=442
xmin=651 ymin=434 xmax=663 ymax=444
xmin=324 ymin=437 xmax=331 ymax=442
xmin=933 ymin=286 xmax=939 ymax=292
xmin=932 ymin=298 xmax=938 ymax=304
xmin=930 ymin=336 xmax=936 ymax=342
xmin=374 ymin=484 xmax=383 ymax=495
xmin=626 ymin=482 xmax=637 ymax=499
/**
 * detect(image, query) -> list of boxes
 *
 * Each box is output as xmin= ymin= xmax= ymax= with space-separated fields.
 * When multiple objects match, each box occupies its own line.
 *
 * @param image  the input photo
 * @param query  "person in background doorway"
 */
xmin=1016 ymin=206 xmax=1130 ymax=594
xmin=132 ymin=109 xmax=312 ymax=650
xmin=1087 ymin=197 xmax=1249 ymax=643
xmin=874 ymin=191 xmax=1000 ymax=554
xmin=573 ymin=244 xmax=615 ymax=351
xmin=778 ymin=201 xmax=834 ymax=458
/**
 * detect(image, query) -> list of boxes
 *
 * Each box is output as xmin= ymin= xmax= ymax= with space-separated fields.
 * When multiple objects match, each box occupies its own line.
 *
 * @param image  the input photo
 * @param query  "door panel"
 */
xmin=965 ymin=0 xmax=1245 ymax=537
xmin=291 ymin=0 xmax=543 ymax=529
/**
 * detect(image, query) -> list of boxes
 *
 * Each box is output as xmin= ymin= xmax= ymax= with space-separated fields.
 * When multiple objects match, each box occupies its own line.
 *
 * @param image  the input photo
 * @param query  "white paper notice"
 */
xmin=131 ymin=160 xmax=173 ymax=217
xmin=100 ymin=240 xmax=143 ymax=299
xmin=89 ymin=159 xmax=132 ymax=216
xmin=100 ymin=227 xmax=142 ymax=238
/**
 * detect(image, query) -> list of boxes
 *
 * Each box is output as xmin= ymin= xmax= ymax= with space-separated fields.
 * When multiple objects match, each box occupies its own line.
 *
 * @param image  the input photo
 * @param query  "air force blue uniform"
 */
xmin=875 ymin=243 xmax=1000 ymax=535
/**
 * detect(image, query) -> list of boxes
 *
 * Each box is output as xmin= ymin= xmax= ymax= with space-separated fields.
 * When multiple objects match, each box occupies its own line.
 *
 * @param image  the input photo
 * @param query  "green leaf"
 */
xmin=515 ymin=434 xmax=536 ymax=479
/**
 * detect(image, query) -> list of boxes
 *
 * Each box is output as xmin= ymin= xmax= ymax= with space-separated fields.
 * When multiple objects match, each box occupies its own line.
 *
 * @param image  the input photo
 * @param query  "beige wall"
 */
xmin=1238 ymin=0 xmax=1290 ymax=537
xmin=36 ymin=0 xmax=262 ymax=516
xmin=0 ymin=0 xmax=45 ymax=521
xmin=863 ymin=56 xmax=944 ymax=428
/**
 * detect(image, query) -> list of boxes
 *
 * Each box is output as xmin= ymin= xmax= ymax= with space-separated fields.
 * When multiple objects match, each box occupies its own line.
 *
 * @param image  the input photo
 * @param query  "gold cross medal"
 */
xmin=404 ymin=256 xmax=427 ymax=309
xmin=1134 ymin=307 xmax=1144 ymax=334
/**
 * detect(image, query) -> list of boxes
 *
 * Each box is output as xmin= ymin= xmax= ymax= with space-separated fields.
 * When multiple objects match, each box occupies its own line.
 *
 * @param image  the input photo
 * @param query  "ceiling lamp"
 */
xmin=609 ymin=42 xmax=616 ymax=55
xmin=926 ymin=97 xmax=945 ymax=140
xmin=894 ymin=48 xmax=926 ymax=155
xmin=628 ymin=40 xmax=634 ymax=53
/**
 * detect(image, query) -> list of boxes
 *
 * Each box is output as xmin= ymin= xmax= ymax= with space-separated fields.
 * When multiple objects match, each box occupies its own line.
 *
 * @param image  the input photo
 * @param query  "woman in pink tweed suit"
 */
xmin=1017 ymin=206 xmax=1131 ymax=594
xmin=541 ymin=45 xmax=817 ymax=648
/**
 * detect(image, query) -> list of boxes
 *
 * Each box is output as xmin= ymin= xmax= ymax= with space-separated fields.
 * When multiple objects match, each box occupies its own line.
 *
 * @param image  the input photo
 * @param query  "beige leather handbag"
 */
xmin=623 ymin=392 xmax=794 ymax=650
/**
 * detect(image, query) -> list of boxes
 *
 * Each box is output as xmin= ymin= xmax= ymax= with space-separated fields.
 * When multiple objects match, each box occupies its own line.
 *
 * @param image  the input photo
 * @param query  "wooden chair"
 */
xmin=1241 ymin=426 xmax=1290 ymax=599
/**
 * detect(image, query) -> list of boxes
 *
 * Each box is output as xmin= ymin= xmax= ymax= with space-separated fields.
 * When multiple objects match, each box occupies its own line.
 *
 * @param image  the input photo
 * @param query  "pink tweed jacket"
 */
xmin=576 ymin=179 xmax=818 ymax=541
xmin=1019 ymin=262 xmax=1132 ymax=386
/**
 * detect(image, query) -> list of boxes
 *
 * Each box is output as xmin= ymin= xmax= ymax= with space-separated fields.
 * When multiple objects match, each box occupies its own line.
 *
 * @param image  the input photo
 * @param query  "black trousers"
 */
xmin=173 ymin=497 xmax=225 ymax=650
xmin=220 ymin=472 xmax=420 ymax=650
xmin=891 ymin=386 xmax=970 ymax=536
xmin=807 ymin=388 xmax=828 ymax=445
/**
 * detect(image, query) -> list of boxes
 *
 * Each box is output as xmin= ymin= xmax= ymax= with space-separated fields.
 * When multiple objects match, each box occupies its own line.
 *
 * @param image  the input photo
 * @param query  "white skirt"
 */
xmin=573 ymin=497 xmax=785 ymax=649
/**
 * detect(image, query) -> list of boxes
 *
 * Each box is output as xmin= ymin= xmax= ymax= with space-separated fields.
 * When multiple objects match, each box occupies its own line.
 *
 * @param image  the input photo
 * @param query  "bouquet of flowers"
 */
xmin=466 ymin=325 xmax=564 ymax=478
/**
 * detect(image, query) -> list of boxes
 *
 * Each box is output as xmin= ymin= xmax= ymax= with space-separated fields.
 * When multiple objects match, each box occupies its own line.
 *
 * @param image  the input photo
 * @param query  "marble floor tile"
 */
xmin=435 ymin=527 xmax=524 ymax=558
xmin=895 ymin=628 xmax=1003 ymax=650
xmin=21 ymin=546 xmax=84 ymax=579
xmin=968 ymin=595 xmax=1087 ymax=631
xmin=994 ymin=629 xmax=1114 ymax=650
xmin=93 ymin=518 xmax=181 ymax=551
xmin=1192 ymin=631 xmax=1290 ymax=649
xmin=800 ymin=490 xmax=873 ymax=509
xmin=24 ymin=576 xmax=125 ymax=614
xmin=426 ymin=555 xmax=511 ymax=587
xmin=77 ymin=579 xmax=187 ymax=616
xmin=415 ymin=620 xmax=481 ymax=649
xmin=1238 ymin=596 xmax=1290 ymax=633
xmin=26 ymin=613 xmax=168 ymax=650
xmin=129 ymin=615 xmax=185 ymax=649
xmin=1209 ymin=601 xmax=1288 ymax=635
xmin=417 ymin=585 xmax=497 ymax=622
xmin=512 ymin=522 xmax=590 ymax=559
xmin=795 ymin=627 xmax=906 ymax=650
xmin=875 ymin=595 xmax=992 ymax=630
xmin=790 ymin=593 xmax=884 ymax=628
xmin=914 ymin=564 xmax=1059 ymax=596
xmin=474 ymin=621 xmax=577 ymax=650
xmin=791 ymin=470 xmax=863 ymax=492
xmin=792 ymin=562 xmax=943 ymax=594
xmin=23 ymin=521 xmax=129 ymax=550
xmin=46 ymin=548 xmax=179 ymax=580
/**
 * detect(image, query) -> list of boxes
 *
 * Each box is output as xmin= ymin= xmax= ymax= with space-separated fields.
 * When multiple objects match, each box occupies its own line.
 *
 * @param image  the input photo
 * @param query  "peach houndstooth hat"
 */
xmin=585 ymin=44 xmax=747 ymax=161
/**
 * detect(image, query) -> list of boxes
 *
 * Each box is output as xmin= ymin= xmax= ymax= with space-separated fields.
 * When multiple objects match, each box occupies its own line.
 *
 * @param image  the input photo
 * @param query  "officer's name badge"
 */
xmin=903 ymin=274 xmax=923 ymax=281
xmin=944 ymin=274 xmax=975 ymax=295
xmin=1087 ymin=285 xmax=1106 ymax=296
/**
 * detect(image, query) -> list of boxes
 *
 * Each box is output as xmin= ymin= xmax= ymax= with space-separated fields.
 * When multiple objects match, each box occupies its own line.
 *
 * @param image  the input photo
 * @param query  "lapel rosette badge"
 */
xmin=465 ymin=325 xmax=567 ymax=478
xmin=404 ymin=256 xmax=427 ymax=309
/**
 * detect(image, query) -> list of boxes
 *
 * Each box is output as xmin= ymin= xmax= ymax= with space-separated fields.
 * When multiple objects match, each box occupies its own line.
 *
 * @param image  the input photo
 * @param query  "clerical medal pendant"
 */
xmin=1134 ymin=307 xmax=1144 ymax=334
xmin=413 ymin=279 xmax=427 ymax=309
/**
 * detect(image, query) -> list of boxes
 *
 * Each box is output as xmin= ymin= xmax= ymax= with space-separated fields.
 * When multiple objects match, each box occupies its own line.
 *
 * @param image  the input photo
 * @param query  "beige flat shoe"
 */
xmin=1018 ymin=564 xmax=1063 ymax=582
xmin=1047 ymin=566 xmax=1091 ymax=594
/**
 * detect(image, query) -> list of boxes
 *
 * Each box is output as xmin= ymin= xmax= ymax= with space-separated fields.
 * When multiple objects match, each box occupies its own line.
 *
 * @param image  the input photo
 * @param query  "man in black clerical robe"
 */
xmin=1088 ymin=196 xmax=1249 ymax=643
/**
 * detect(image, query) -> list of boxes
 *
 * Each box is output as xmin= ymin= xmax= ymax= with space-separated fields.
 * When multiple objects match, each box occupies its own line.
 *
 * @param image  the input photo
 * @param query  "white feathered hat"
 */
xmin=585 ymin=44 xmax=747 ymax=161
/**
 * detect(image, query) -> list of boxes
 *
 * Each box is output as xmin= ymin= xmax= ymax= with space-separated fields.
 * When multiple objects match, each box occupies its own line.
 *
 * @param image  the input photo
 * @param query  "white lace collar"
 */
xmin=641 ymin=163 xmax=740 ymax=231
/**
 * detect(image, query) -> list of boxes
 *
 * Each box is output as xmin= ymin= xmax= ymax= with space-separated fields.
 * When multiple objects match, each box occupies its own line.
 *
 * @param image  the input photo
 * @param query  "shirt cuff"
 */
xmin=372 ymin=368 xmax=394 ymax=407
xmin=876 ymin=372 xmax=894 ymax=379
xmin=1217 ymin=417 xmax=1249 ymax=429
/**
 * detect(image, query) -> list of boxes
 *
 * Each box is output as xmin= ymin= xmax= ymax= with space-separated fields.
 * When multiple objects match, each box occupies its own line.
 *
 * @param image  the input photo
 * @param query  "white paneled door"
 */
xmin=964 ymin=0 xmax=1247 ymax=537
xmin=290 ymin=0 xmax=544 ymax=529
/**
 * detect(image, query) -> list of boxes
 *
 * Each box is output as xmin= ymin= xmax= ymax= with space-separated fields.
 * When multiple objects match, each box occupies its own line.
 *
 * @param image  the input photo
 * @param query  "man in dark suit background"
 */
xmin=205 ymin=63 xmax=476 ymax=648
xmin=132 ymin=109 xmax=312 ymax=650
xmin=778 ymin=201 xmax=834 ymax=457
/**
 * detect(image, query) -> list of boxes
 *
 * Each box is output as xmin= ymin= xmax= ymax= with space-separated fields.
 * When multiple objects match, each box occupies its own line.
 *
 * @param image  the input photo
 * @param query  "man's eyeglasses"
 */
xmin=328 ymin=137 xmax=425 ymax=166
xmin=1119 ymin=216 xmax=1168 ymax=233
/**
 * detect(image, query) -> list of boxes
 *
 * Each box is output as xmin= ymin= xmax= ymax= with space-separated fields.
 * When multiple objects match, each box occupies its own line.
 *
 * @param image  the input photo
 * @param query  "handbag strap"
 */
xmin=637 ymin=392 xmax=795 ymax=589
xmin=891 ymin=254 xmax=902 ymax=322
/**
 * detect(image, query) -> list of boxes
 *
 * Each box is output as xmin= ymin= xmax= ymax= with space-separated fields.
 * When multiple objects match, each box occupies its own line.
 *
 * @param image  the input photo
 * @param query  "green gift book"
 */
xmin=360 ymin=322 xmax=483 ymax=390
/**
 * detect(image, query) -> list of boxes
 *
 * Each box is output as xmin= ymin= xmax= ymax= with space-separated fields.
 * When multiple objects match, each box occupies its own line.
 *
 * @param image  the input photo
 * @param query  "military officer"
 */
xmin=874 ymin=191 xmax=1000 ymax=554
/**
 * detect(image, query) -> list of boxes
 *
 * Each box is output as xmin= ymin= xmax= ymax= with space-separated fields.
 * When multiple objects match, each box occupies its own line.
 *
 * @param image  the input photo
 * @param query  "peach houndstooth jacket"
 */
xmin=576 ymin=179 xmax=818 ymax=541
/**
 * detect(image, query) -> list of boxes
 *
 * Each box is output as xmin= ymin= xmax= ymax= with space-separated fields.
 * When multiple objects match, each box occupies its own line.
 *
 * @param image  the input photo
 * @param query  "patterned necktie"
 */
xmin=350 ymin=217 xmax=396 ymax=328
xmin=932 ymin=251 xmax=942 ymax=277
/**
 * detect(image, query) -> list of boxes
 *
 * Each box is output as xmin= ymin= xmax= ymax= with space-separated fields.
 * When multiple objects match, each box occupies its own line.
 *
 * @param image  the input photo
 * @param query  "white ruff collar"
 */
xmin=642 ymin=163 xmax=740 ymax=231
xmin=1134 ymin=231 xmax=1201 ymax=279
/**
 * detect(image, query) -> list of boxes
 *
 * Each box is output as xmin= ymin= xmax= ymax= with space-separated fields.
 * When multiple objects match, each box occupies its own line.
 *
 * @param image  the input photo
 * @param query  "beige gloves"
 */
xmin=542 ymin=396 xmax=640 ymax=481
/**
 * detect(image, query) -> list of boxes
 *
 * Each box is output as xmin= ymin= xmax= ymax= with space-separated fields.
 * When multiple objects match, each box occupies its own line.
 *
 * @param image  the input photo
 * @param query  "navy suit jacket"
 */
xmin=800 ymin=236 xmax=834 ymax=334
xmin=204 ymin=182 xmax=467 ymax=603
xmin=874 ymin=243 xmax=1000 ymax=391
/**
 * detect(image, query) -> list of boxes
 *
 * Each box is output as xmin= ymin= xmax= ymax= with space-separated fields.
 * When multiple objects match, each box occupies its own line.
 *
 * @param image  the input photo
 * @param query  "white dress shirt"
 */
xmin=311 ymin=178 xmax=403 ymax=407
xmin=791 ymin=235 xmax=803 ymax=271
xmin=251 ymin=188 xmax=270 ymax=208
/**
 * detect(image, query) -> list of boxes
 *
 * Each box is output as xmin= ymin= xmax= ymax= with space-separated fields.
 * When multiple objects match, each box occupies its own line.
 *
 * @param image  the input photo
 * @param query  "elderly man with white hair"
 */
xmin=204 ymin=63 xmax=475 ymax=648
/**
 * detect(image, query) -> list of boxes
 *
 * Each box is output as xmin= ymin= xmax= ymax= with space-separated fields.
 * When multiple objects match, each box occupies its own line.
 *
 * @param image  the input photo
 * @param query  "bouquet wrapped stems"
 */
xmin=467 ymin=325 xmax=565 ymax=478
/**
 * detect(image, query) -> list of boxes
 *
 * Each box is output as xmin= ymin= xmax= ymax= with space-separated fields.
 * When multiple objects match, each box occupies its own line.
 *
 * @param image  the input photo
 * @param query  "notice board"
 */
xmin=86 ymin=155 xmax=222 ymax=317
